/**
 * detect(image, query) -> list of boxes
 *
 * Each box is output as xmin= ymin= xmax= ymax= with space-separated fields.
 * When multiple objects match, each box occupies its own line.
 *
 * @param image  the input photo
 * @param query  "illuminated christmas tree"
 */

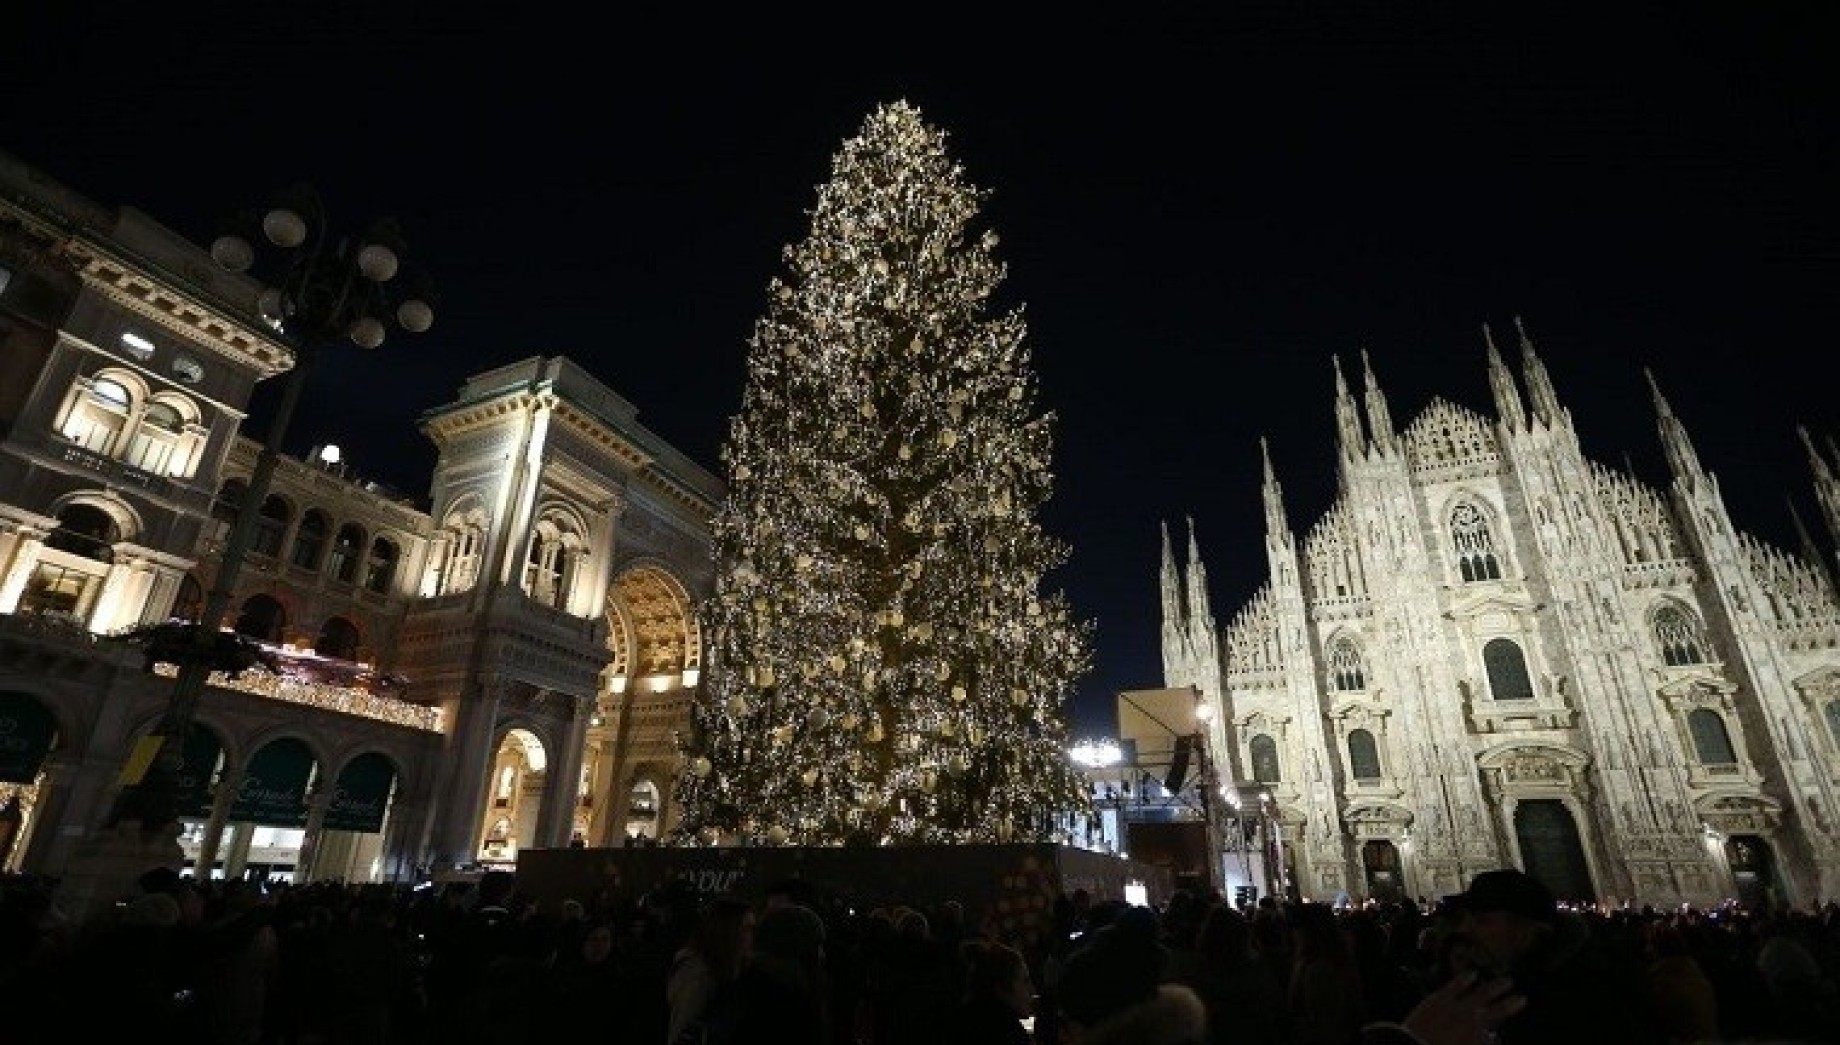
xmin=676 ymin=100 xmax=1093 ymax=845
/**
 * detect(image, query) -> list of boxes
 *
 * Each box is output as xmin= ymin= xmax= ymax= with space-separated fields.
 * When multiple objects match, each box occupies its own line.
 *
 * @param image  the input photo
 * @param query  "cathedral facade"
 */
xmin=1162 ymin=324 xmax=1840 ymax=908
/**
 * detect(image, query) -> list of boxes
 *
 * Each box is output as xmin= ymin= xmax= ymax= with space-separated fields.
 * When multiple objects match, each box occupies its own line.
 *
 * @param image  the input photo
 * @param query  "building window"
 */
xmin=1250 ymin=734 xmax=1282 ymax=784
xmin=18 ymin=562 xmax=100 ymax=618
xmin=47 ymin=503 xmax=119 ymax=563
xmin=329 ymin=524 xmax=366 ymax=584
xmin=1450 ymin=501 xmax=1502 ymax=582
xmin=1653 ymin=604 xmax=1707 ymax=666
xmin=1825 ymin=700 xmax=1840 ymax=752
xmin=1483 ymin=638 xmax=1535 ymax=701
xmin=62 ymin=377 xmax=131 ymax=452
xmin=1347 ymin=729 xmax=1381 ymax=780
xmin=291 ymin=510 xmax=329 ymax=570
xmin=121 ymin=400 xmax=185 ymax=475
xmin=1688 ymin=709 xmax=1737 ymax=766
xmin=249 ymin=495 xmax=290 ymax=558
xmin=1329 ymin=637 xmax=1366 ymax=691
xmin=364 ymin=536 xmax=399 ymax=594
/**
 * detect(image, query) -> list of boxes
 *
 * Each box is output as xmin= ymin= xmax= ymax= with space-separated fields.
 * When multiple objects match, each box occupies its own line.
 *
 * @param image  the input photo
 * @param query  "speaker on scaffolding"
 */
xmin=1164 ymin=734 xmax=1193 ymax=794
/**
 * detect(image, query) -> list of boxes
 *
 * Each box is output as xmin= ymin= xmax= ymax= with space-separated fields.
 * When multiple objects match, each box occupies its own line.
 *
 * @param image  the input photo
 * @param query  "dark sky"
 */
xmin=9 ymin=5 xmax=1839 ymax=738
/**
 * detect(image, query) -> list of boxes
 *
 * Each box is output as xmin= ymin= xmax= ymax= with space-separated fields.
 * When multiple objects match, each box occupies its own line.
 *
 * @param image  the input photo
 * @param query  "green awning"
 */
xmin=229 ymin=738 xmax=315 ymax=827
xmin=324 ymin=752 xmax=396 ymax=833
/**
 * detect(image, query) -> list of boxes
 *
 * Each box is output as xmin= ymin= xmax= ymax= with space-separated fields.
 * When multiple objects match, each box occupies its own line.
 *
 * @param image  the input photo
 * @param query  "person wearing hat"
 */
xmin=1052 ymin=907 xmax=1206 ymax=1045
xmin=1422 ymin=869 xmax=1660 ymax=1045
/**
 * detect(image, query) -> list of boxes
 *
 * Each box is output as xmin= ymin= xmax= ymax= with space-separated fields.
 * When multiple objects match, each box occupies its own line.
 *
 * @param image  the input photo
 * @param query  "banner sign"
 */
xmin=173 ymin=725 xmax=223 ymax=819
xmin=0 ymin=692 xmax=56 ymax=783
xmin=324 ymin=752 xmax=396 ymax=833
xmin=228 ymin=738 xmax=315 ymax=827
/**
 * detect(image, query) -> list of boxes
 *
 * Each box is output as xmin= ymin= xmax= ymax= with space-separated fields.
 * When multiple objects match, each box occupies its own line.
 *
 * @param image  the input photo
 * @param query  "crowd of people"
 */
xmin=2 ymin=864 xmax=1838 ymax=1045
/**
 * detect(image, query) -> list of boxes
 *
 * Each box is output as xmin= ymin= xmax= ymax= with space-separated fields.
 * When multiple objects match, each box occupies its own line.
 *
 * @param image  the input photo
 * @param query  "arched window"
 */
xmin=1688 ymin=708 xmax=1737 ymax=765
xmin=1329 ymin=637 xmax=1366 ymax=691
xmin=523 ymin=513 xmax=585 ymax=609
xmin=172 ymin=574 xmax=205 ymax=623
xmin=1347 ymin=728 xmax=1381 ymax=780
xmin=234 ymin=594 xmax=285 ymax=643
xmin=1483 ymin=638 xmax=1535 ymax=701
xmin=46 ymin=503 xmax=119 ymax=562
xmin=62 ymin=377 xmax=132 ymax=452
xmin=1250 ymin=734 xmax=1282 ymax=784
xmin=212 ymin=479 xmax=247 ymax=530
xmin=314 ymin=616 xmax=361 ymax=660
xmin=1653 ymin=604 xmax=1707 ymax=666
xmin=121 ymin=397 xmax=197 ymax=476
xmin=329 ymin=524 xmax=366 ymax=584
xmin=438 ymin=506 xmax=488 ymax=596
xmin=291 ymin=510 xmax=329 ymax=570
xmin=1450 ymin=501 xmax=1502 ymax=582
xmin=364 ymin=536 xmax=399 ymax=594
xmin=250 ymin=495 xmax=290 ymax=558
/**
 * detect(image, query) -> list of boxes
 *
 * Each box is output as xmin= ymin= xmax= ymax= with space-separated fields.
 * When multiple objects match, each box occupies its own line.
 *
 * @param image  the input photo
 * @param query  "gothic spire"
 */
xmin=1260 ymin=436 xmax=1292 ymax=543
xmin=1359 ymin=348 xmax=1397 ymax=454
xmin=1799 ymin=425 xmax=1834 ymax=483
xmin=1787 ymin=497 xmax=1839 ymax=596
xmin=1515 ymin=316 xmax=1564 ymax=426
xmin=1332 ymin=354 xmax=1366 ymax=460
xmin=1646 ymin=368 xmax=1705 ymax=483
xmin=1184 ymin=515 xmax=1213 ymax=625
xmin=1159 ymin=519 xmax=1185 ymax=628
xmin=1483 ymin=323 xmax=1527 ymax=431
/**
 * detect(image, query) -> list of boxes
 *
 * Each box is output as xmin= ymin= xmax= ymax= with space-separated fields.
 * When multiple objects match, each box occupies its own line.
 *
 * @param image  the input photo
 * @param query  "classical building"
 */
xmin=1161 ymin=327 xmax=1840 ymax=908
xmin=0 ymin=151 xmax=719 ymax=891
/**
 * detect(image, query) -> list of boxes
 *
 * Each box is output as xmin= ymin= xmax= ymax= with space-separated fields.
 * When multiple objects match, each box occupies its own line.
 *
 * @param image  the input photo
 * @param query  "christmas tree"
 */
xmin=675 ymin=100 xmax=1093 ymax=846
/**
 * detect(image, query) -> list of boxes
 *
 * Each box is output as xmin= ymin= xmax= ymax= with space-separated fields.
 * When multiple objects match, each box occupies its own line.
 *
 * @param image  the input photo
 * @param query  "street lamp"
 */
xmin=111 ymin=186 xmax=435 ymax=848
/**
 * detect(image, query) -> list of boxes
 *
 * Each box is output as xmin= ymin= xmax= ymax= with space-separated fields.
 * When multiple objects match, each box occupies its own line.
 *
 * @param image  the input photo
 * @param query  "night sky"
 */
xmin=9 ymin=6 xmax=1838 ymax=738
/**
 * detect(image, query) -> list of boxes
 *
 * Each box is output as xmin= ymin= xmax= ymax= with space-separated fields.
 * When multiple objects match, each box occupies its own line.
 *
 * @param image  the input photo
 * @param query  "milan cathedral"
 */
xmin=1162 ymin=320 xmax=1840 ymax=908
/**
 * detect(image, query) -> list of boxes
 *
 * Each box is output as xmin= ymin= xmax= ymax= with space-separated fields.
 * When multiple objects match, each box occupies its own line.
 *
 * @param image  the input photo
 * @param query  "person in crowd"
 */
xmin=1181 ymin=902 xmax=1288 ymax=1045
xmin=947 ymin=938 xmax=1035 ymax=1045
xmin=668 ymin=894 xmax=755 ymax=1045
xmin=1289 ymin=898 xmax=1368 ymax=1045
xmin=1052 ymin=906 xmax=1206 ymax=1045
xmin=700 ymin=902 xmax=830 ymax=1044
xmin=1434 ymin=868 xmax=1661 ymax=1045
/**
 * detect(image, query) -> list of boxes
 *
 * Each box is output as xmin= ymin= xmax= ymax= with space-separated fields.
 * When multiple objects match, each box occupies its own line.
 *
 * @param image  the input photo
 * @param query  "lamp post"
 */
xmin=111 ymin=186 xmax=435 ymax=851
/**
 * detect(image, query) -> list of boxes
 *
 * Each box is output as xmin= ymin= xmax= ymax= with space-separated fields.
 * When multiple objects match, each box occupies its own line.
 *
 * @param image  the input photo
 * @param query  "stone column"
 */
xmin=292 ymin=785 xmax=336 ymax=883
xmin=429 ymin=678 xmax=503 ymax=866
xmin=533 ymin=693 xmax=592 ymax=849
xmin=0 ymin=529 xmax=47 ymax=612
xmin=193 ymin=766 xmax=245 ymax=880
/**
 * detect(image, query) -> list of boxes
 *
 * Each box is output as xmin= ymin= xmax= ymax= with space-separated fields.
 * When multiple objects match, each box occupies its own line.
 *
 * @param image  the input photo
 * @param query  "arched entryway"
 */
xmin=625 ymin=779 xmax=662 ymax=841
xmin=221 ymin=736 xmax=320 ymax=884
xmin=0 ymin=692 xmax=59 ymax=872
xmin=478 ymin=728 xmax=547 ymax=865
xmin=1726 ymin=834 xmax=1787 ymax=911
xmin=310 ymin=751 xmax=402 ymax=883
xmin=1513 ymin=799 xmax=1595 ymax=902
xmin=314 ymin=616 xmax=361 ymax=660
xmin=234 ymin=594 xmax=286 ymax=644
xmin=1362 ymin=839 xmax=1403 ymax=903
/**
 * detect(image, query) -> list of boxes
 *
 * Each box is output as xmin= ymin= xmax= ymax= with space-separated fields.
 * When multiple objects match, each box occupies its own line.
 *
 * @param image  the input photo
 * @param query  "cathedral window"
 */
xmin=1687 ymin=708 xmax=1737 ymax=766
xmin=1483 ymin=638 xmax=1535 ymax=701
xmin=1825 ymin=700 xmax=1840 ymax=753
xmin=1652 ymin=604 xmax=1707 ymax=666
xmin=290 ymin=510 xmax=328 ymax=570
xmin=523 ymin=511 xmax=586 ymax=610
xmin=1250 ymin=734 xmax=1282 ymax=784
xmin=1346 ymin=728 xmax=1381 ymax=780
xmin=1329 ymin=637 xmax=1366 ymax=691
xmin=1449 ymin=502 xmax=1502 ymax=582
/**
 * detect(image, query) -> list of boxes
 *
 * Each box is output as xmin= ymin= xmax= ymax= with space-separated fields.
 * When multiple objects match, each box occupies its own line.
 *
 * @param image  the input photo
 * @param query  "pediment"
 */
xmin=1475 ymin=741 xmax=1589 ymax=772
xmin=1790 ymin=664 xmax=1840 ymax=695
xmin=1656 ymin=673 xmax=1738 ymax=700
xmin=1343 ymin=800 xmax=1414 ymax=826
xmin=1445 ymin=588 xmax=1540 ymax=621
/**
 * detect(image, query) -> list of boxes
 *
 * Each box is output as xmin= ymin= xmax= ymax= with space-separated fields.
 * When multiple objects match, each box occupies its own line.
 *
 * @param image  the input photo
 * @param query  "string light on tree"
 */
xmin=675 ymin=100 xmax=1093 ymax=846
